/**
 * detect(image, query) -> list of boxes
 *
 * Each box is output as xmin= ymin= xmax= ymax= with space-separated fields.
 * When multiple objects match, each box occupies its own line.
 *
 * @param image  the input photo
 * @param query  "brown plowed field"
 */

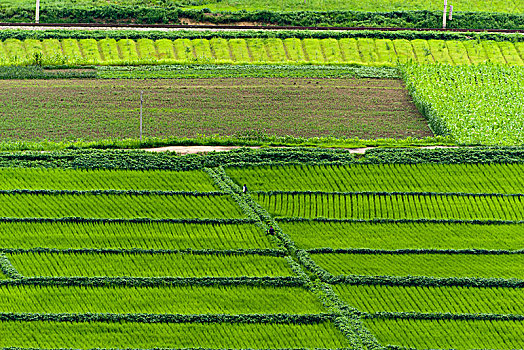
xmin=0 ymin=78 xmax=432 ymax=141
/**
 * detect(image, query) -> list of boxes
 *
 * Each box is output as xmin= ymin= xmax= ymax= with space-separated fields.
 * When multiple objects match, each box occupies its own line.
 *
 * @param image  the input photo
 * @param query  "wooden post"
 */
xmin=449 ymin=5 xmax=453 ymax=21
xmin=35 ymin=0 xmax=40 ymax=23
xmin=140 ymin=91 xmax=143 ymax=142
xmin=443 ymin=0 xmax=447 ymax=29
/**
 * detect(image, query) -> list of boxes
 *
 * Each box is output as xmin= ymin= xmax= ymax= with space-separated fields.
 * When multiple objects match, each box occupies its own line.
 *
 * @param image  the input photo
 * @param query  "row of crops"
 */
xmin=0 ymin=152 xmax=523 ymax=349
xmin=1 ymin=37 xmax=523 ymax=66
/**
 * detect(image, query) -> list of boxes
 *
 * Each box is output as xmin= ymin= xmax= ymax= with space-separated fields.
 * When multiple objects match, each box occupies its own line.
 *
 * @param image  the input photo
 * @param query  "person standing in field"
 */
xmin=242 ymin=184 xmax=247 ymax=193
xmin=267 ymin=226 xmax=275 ymax=235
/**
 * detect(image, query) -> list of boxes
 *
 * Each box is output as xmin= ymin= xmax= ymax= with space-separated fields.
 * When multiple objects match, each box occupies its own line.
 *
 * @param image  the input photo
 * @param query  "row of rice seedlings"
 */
xmin=310 ymin=253 xmax=524 ymax=279
xmin=227 ymin=163 xmax=524 ymax=193
xmin=0 ymin=193 xmax=244 ymax=219
xmin=333 ymin=284 xmax=524 ymax=315
xmin=0 ymin=285 xmax=324 ymax=314
xmin=256 ymin=193 xmax=524 ymax=220
xmin=365 ymin=318 xmax=524 ymax=349
xmin=280 ymin=221 xmax=524 ymax=251
xmin=1 ymin=38 xmax=523 ymax=66
xmin=8 ymin=252 xmax=295 ymax=277
xmin=0 ymin=321 xmax=349 ymax=348
xmin=0 ymin=222 xmax=273 ymax=250
xmin=0 ymin=168 xmax=216 ymax=191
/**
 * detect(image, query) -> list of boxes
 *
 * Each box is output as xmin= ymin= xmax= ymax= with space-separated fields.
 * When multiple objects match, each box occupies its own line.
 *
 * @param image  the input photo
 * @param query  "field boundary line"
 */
xmin=275 ymin=217 xmax=524 ymax=225
xmin=364 ymin=312 xmax=524 ymax=321
xmin=254 ymin=190 xmax=524 ymax=198
xmin=0 ymin=189 xmax=227 ymax=197
xmin=330 ymin=275 xmax=524 ymax=288
xmin=0 ymin=312 xmax=338 ymax=324
xmin=307 ymin=248 xmax=524 ymax=255
xmin=0 ymin=276 xmax=304 ymax=287
xmin=2 ymin=248 xmax=287 ymax=256
xmin=0 ymin=217 xmax=257 ymax=224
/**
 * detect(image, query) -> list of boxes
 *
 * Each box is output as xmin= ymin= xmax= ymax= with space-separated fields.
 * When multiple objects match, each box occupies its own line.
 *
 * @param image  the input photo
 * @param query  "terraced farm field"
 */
xmin=0 ymin=78 xmax=431 ymax=141
xmin=0 ymin=148 xmax=522 ymax=349
xmin=1 ymin=37 xmax=523 ymax=66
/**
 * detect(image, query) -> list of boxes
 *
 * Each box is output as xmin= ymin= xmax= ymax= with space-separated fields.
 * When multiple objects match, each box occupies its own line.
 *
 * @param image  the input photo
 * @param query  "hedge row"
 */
xmin=365 ymin=312 xmax=524 ymax=321
xmin=0 ymin=189 xmax=226 ymax=197
xmin=256 ymin=190 xmax=524 ymax=198
xmin=1 ymin=6 xmax=523 ymax=30
xmin=307 ymin=248 xmax=524 ymax=255
xmin=0 ymin=276 xmax=304 ymax=287
xmin=0 ymin=217 xmax=256 ymax=224
xmin=330 ymin=275 xmax=524 ymax=288
xmin=0 ymin=312 xmax=335 ymax=324
xmin=2 ymin=248 xmax=287 ymax=256
xmin=0 ymin=28 xmax=521 ymax=43
xmin=275 ymin=217 xmax=524 ymax=225
xmin=0 ymin=148 xmax=356 ymax=171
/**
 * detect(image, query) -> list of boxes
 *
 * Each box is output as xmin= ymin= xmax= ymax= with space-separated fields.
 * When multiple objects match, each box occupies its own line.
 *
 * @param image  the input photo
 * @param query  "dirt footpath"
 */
xmin=141 ymin=145 xmax=457 ymax=154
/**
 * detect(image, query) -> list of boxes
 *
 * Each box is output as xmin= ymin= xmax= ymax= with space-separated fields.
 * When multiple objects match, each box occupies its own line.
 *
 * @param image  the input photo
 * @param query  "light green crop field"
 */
xmin=2 ymin=0 xmax=520 ymax=13
xmin=256 ymin=192 xmax=524 ymax=220
xmin=1 ymin=37 xmax=522 ymax=66
xmin=0 ymin=285 xmax=325 ymax=314
xmin=0 ymin=222 xmax=275 ymax=250
xmin=227 ymin=163 xmax=524 ymax=193
xmin=0 ymin=321 xmax=350 ymax=349
xmin=365 ymin=318 xmax=524 ymax=349
xmin=279 ymin=221 xmax=524 ymax=250
xmin=0 ymin=168 xmax=216 ymax=191
xmin=310 ymin=253 xmax=524 ymax=279
xmin=0 ymin=193 xmax=244 ymax=219
xmin=8 ymin=252 xmax=295 ymax=277
xmin=333 ymin=285 xmax=524 ymax=314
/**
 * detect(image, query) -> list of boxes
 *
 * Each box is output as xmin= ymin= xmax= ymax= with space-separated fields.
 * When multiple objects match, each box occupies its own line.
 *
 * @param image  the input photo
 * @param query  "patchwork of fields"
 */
xmin=0 ymin=149 xmax=522 ymax=349
xmin=1 ymin=37 xmax=523 ymax=66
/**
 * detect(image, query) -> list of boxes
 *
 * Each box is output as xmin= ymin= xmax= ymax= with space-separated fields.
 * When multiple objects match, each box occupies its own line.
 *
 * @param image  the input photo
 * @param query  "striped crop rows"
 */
xmin=227 ymin=163 xmax=524 ymax=193
xmin=229 ymin=162 xmax=524 ymax=348
xmin=256 ymin=192 xmax=524 ymax=220
xmin=1 ymin=37 xmax=523 ymax=66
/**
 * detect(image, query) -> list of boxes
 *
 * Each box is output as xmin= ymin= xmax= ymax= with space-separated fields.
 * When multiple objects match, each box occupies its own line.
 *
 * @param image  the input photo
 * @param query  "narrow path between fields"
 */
xmin=141 ymin=145 xmax=458 ymax=155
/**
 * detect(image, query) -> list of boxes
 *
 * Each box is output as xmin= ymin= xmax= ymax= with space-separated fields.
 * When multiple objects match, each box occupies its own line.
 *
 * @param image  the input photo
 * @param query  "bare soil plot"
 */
xmin=0 ymin=78 xmax=432 ymax=141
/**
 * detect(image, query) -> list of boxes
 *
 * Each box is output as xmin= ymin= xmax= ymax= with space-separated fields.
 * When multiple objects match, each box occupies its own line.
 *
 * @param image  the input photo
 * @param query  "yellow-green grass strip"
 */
xmin=0 ymin=284 xmax=324 ymax=314
xmin=333 ymin=284 xmax=524 ymax=315
xmin=365 ymin=318 xmax=524 ymax=350
xmin=8 ymin=252 xmax=295 ymax=277
xmin=0 ymin=321 xmax=349 ymax=348
xmin=310 ymin=253 xmax=524 ymax=279
xmin=0 ymin=222 xmax=273 ymax=250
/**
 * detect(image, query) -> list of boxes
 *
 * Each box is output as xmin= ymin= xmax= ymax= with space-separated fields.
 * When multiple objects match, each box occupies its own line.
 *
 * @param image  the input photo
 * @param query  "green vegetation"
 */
xmin=0 ymin=321 xmax=349 ymax=348
xmin=8 ymin=252 xmax=294 ymax=277
xmin=403 ymin=64 xmax=524 ymax=145
xmin=228 ymin=163 xmax=524 ymax=193
xmin=279 ymin=221 xmax=524 ymax=250
xmin=256 ymin=192 xmax=524 ymax=220
xmin=365 ymin=318 xmax=524 ymax=349
xmin=0 ymin=78 xmax=431 ymax=141
xmin=0 ymin=285 xmax=324 ymax=314
xmin=0 ymin=222 xmax=274 ymax=250
xmin=0 ymin=37 xmax=522 ymax=67
xmin=97 ymin=64 xmax=400 ymax=79
xmin=0 ymin=193 xmax=243 ymax=219
xmin=311 ymin=253 xmax=524 ymax=279
xmin=0 ymin=168 xmax=216 ymax=191
xmin=333 ymin=284 xmax=524 ymax=315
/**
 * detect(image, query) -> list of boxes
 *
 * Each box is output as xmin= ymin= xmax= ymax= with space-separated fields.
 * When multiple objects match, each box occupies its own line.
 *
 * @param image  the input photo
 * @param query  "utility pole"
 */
xmin=35 ymin=0 xmax=40 ymax=23
xmin=140 ymin=91 xmax=143 ymax=142
xmin=443 ymin=0 xmax=447 ymax=29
